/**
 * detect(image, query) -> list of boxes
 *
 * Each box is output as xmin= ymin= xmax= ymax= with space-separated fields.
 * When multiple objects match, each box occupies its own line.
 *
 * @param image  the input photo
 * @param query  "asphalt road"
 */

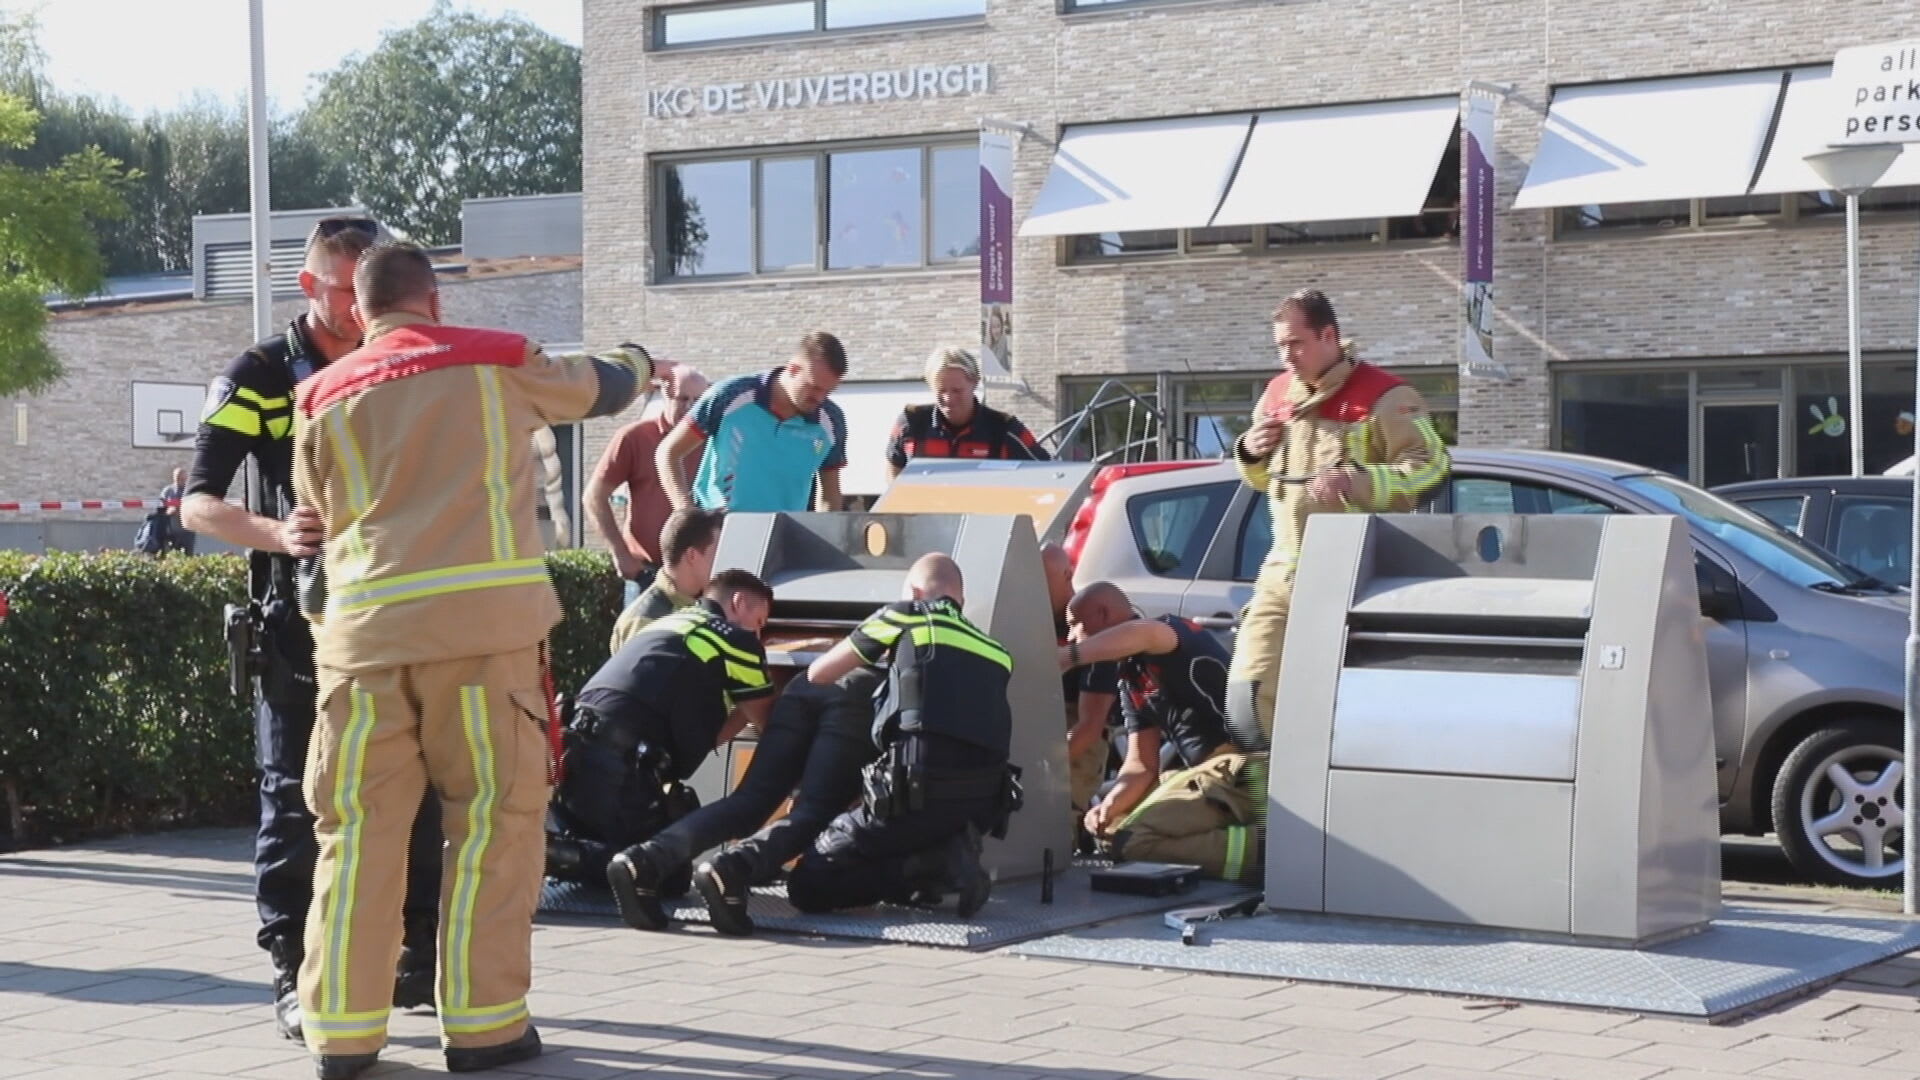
xmin=1722 ymin=834 xmax=1904 ymax=913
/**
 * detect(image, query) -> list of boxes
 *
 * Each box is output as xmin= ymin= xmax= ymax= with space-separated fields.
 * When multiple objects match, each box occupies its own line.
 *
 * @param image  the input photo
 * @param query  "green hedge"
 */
xmin=0 ymin=547 xmax=620 ymax=846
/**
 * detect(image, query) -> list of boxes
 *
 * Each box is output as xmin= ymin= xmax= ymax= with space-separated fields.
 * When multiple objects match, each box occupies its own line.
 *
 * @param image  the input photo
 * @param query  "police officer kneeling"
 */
xmin=548 ymin=570 xmax=777 ymax=887
xmin=787 ymin=553 xmax=1018 ymax=917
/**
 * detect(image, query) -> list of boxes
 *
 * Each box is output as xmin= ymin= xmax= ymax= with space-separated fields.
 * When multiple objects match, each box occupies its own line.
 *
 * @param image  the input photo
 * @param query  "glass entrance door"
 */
xmin=1700 ymin=402 xmax=1781 ymax=487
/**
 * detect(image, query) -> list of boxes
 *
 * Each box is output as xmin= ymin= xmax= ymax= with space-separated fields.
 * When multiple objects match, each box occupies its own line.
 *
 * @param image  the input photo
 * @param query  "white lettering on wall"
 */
xmin=648 ymin=62 xmax=993 ymax=119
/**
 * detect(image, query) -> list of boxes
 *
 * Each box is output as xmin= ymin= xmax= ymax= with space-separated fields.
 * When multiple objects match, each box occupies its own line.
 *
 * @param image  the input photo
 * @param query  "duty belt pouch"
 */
xmin=991 ymin=764 xmax=1024 ymax=840
xmin=223 ymin=603 xmax=259 ymax=701
xmin=255 ymin=601 xmax=316 ymax=708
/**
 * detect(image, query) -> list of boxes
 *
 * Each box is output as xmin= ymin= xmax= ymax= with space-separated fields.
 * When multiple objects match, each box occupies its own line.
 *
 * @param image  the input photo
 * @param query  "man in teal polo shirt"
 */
xmin=657 ymin=331 xmax=849 ymax=513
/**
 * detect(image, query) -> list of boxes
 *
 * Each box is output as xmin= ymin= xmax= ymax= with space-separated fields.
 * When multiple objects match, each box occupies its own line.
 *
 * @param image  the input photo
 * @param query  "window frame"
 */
xmin=653 ymin=135 xmax=980 ymax=284
xmin=652 ymin=0 xmax=986 ymax=50
xmin=1552 ymin=187 xmax=1920 ymax=240
xmin=1060 ymin=0 xmax=1248 ymax=14
xmin=1125 ymin=481 xmax=1238 ymax=579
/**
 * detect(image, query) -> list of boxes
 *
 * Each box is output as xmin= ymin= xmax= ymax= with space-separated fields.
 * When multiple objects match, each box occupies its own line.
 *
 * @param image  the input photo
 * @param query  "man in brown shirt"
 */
xmin=584 ymin=364 xmax=708 ymax=603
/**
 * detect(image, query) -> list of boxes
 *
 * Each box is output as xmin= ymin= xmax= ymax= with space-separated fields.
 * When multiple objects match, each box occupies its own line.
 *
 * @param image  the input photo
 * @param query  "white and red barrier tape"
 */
xmin=0 ymin=499 xmax=178 ymax=512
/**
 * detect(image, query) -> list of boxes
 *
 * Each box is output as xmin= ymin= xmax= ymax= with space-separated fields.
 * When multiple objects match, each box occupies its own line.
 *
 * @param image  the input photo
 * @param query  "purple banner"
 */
xmin=980 ymin=128 xmax=1015 ymax=379
xmin=1461 ymin=90 xmax=1502 ymax=378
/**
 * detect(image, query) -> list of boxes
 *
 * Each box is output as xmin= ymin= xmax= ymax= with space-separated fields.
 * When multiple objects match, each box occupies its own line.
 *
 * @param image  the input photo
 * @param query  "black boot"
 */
xmin=313 ymin=1052 xmax=379 ymax=1080
xmin=947 ymin=824 xmax=992 ymax=919
xmin=606 ymin=845 xmax=671 ymax=931
xmin=693 ymin=851 xmax=755 ymax=937
xmin=268 ymin=937 xmax=303 ymax=1043
xmin=393 ymin=940 xmax=435 ymax=1011
xmin=446 ymin=1026 xmax=542 ymax=1073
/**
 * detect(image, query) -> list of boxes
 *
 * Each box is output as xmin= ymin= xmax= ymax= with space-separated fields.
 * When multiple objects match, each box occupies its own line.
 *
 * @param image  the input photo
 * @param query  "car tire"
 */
xmin=1770 ymin=718 xmax=1904 ymax=888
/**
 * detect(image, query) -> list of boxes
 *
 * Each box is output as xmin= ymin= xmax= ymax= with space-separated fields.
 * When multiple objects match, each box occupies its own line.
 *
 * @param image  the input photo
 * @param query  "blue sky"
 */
xmin=1 ymin=0 xmax=583 ymax=116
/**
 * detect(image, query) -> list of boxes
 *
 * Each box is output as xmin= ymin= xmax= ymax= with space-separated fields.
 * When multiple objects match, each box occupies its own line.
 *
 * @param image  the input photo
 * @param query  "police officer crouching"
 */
xmin=181 ymin=217 xmax=442 ymax=1042
xmin=787 ymin=553 xmax=1019 ymax=916
xmin=550 ymin=570 xmax=778 ymax=893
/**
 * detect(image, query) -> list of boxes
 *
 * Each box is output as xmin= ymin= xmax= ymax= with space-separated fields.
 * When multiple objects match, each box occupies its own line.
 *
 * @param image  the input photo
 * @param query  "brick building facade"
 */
xmin=0 ymin=264 xmax=581 ymax=551
xmin=581 ymin=0 xmax=1920 ymax=492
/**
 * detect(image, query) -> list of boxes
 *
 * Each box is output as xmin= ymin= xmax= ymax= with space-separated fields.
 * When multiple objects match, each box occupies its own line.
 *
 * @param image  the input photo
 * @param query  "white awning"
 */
xmin=1752 ymin=66 xmax=1920 ymax=195
xmin=832 ymin=381 xmax=925 ymax=497
xmin=1513 ymin=71 xmax=1786 ymax=209
xmin=1211 ymin=97 xmax=1460 ymax=227
xmin=1019 ymin=113 xmax=1253 ymax=237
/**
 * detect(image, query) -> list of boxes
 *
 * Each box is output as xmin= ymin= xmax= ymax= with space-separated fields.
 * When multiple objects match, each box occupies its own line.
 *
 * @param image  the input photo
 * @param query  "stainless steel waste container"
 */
xmin=1266 ymin=513 xmax=1720 ymax=945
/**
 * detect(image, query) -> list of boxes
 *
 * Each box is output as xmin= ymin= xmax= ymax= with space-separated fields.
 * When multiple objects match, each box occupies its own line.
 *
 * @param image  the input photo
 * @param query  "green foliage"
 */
xmin=305 ymin=2 xmax=581 ymax=244
xmin=0 ymin=87 xmax=131 ymax=394
xmin=0 ymin=547 xmax=620 ymax=846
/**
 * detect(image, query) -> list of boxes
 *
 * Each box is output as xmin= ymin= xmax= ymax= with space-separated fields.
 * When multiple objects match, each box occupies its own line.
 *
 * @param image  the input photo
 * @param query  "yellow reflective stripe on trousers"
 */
xmin=305 ymin=1007 xmax=389 ymax=1040
xmin=475 ymin=367 xmax=515 ymax=562
xmin=322 ymin=687 xmax=377 ymax=1014
xmin=442 ymin=999 xmax=529 ymax=1035
xmin=331 ymin=558 xmax=549 ymax=612
xmin=445 ymin=685 xmax=500 ymax=1011
xmin=1223 ymin=825 xmax=1249 ymax=882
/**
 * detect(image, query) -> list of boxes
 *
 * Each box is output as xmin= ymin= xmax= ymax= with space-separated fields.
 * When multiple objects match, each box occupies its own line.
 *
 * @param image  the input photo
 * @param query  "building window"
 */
xmin=1555 ymin=359 xmax=1917 ymax=487
xmin=1058 ymin=369 xmax=1458 ymax=463
xmin=656 ymin=139 xmax=978 ymax=281
xmin=1556 ymin=188 xmax=1920 ymax=235
xmin=1066 ymin=133 xmax=1459 ymax=263
xmin=655 ymin=0 xmax=984 ymax=47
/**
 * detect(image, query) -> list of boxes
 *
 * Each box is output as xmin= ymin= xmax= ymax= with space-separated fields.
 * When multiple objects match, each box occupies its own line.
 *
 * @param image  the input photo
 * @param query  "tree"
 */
xmin=0 ymin=90 xmax=131 ymax=394
xmin=305 ymin=2 xmax=581 ymax=244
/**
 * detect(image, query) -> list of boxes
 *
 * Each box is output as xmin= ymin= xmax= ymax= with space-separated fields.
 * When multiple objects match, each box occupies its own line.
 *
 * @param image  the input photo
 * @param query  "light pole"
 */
xmin=1805 ymin=145 xmax=1902 ymax=477
xmin=245 ymin=0 xmax=272 ymax=343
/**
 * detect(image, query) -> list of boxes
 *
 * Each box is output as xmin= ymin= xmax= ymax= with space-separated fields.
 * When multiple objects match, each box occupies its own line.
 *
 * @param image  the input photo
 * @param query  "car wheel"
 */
xmin=1770 ymin=719 xmax=1904 ymax=888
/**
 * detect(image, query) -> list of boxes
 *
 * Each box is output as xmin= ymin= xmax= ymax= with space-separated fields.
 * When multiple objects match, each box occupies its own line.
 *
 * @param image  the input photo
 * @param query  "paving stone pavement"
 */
xmin=3 ymin=828 xmax=1920 ymax=1080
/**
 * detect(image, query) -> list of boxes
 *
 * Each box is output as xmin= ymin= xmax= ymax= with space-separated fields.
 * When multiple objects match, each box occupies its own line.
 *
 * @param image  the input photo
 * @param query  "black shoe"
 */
xmin=268 ymin=937 xmax=303 ymax=1043
xmin=446 ymin=1026 xmax=542 ymax=1073
xmin=393 ymin=953 xmax=435 ymax=1012
xmin=314 ymin=1052 xmax=378 ymax=1080
xmin=949 ymin=824 xmax=992 ymax=919
xmin=693 ymin=853 xmax=755 ymax=937
xmin=606 ymin=848 xmax=670 ymax=931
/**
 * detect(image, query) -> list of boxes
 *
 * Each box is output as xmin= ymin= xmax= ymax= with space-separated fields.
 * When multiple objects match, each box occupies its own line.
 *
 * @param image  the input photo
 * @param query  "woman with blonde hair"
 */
xmin=884 ymin=347 xmax=1048 ymax=480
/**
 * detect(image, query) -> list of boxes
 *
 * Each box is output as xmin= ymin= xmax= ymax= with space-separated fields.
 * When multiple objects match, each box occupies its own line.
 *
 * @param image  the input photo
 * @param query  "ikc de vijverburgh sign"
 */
xmin=647 ymin=62 xmax=992 ymax=119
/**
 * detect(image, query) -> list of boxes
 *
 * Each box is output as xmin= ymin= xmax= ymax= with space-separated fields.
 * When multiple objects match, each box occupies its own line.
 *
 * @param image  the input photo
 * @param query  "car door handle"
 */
xmin=1195 ymin=613 xmax=1237 ymax=630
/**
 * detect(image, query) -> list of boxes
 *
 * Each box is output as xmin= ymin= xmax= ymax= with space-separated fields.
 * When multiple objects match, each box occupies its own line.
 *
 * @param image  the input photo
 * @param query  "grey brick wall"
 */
xmin=583 ymin=0 xmax=1920 ymax=459
xmin=0 ymin=269 xmax=582 ymax=527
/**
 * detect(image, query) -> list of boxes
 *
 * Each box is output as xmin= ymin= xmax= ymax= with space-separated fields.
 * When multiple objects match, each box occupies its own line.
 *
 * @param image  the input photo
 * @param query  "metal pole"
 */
xmin=244 ymin=0 xmax=272 ymax=343
xmin=1848 ymin=192 xmax=1865 ymax=477
xmin=1906 ymin=210 xmax=1919 ymax=916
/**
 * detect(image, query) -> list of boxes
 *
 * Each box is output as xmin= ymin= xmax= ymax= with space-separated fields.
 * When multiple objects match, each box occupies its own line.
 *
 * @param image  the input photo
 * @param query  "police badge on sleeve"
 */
xmin=201 ymin=376 xmax=237 ymax=423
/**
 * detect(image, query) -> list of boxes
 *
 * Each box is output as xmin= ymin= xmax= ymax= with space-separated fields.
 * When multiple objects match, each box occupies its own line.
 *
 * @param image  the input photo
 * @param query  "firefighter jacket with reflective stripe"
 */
xmin=1232 ymin=354 xmax=1450 ymax=576
xmin=293 ymin=315 xmax=649 ymax=673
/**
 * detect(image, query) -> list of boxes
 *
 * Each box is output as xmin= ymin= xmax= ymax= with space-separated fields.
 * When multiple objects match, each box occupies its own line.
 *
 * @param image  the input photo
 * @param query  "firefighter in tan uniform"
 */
xmin=1224 ymin=289 xmax=1450 ymax=751
xmin=291 ymin=244 xmax=649 ymax=1080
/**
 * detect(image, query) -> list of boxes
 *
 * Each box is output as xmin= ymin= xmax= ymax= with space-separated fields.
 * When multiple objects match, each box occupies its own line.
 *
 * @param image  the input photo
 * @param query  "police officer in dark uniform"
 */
xmin=550 ymin=570 xmax=777 ymax=896
xmin=784 ymin=554 xmax=1017 ymax=917
xmin=607 ymin=668 xmax=882 ymax=936
xmin=181 ymin=217 xmax=443 ymax=1041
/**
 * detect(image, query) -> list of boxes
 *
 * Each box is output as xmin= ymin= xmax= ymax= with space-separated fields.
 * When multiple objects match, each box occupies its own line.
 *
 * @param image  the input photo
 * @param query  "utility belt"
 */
xmin=223 ymin=598 xmax=316 ymax=705
xmin=861 ymin=737 xmax=1024 ymax=839
xmin=556 ymin=704 xmax=699 ymax=834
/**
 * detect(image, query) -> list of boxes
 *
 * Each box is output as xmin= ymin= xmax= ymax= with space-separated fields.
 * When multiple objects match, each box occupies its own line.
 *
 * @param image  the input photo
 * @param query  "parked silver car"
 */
xmin=1057 ymin=449 xmax=1909 ymax=889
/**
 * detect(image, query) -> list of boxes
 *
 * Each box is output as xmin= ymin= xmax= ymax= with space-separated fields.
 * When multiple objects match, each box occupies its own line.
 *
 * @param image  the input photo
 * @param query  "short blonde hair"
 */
xmin=924 ymin=347 xmax=981 ymax=386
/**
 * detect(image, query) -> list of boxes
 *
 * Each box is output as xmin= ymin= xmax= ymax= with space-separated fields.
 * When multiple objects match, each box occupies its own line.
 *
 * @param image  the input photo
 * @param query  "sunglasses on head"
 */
xmin=308 ymin=217 xmax=379 ymax=245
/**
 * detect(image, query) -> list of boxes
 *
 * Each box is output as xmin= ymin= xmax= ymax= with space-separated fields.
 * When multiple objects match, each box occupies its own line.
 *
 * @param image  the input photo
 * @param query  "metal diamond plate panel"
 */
xmin=1008 ymin=904 xmax=1920 ymax=1018
xmin=540 ymin=870 xmax=1255 ymax=950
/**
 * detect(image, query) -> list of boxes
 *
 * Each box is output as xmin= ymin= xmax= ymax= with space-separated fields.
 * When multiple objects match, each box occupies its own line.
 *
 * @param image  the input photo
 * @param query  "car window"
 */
xmin=1236 ymin=500 xmax=1272 ymax=581
xmin=1618 ymin=474 xmax=1872 ymax=590
xmin=1735 ymin=494 xmax=1808 ymax=534
xmin=1830 ymin=496 xmax=1911 ymax=588
xmin=1449 ymin=477 xmax=1613 ymax=515
xmin=1127 ymin=482 xmax=1234 ymax=578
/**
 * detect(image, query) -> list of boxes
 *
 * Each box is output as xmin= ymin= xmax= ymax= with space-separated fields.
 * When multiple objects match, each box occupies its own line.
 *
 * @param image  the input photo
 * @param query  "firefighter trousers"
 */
xmin=1226 ymin=562 xmax=1293 ymax=751
xmin=1109 ymin=752 xmax=1267 ymax=883
xmin=300 ymin=646 xmax=551 ymax=1058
